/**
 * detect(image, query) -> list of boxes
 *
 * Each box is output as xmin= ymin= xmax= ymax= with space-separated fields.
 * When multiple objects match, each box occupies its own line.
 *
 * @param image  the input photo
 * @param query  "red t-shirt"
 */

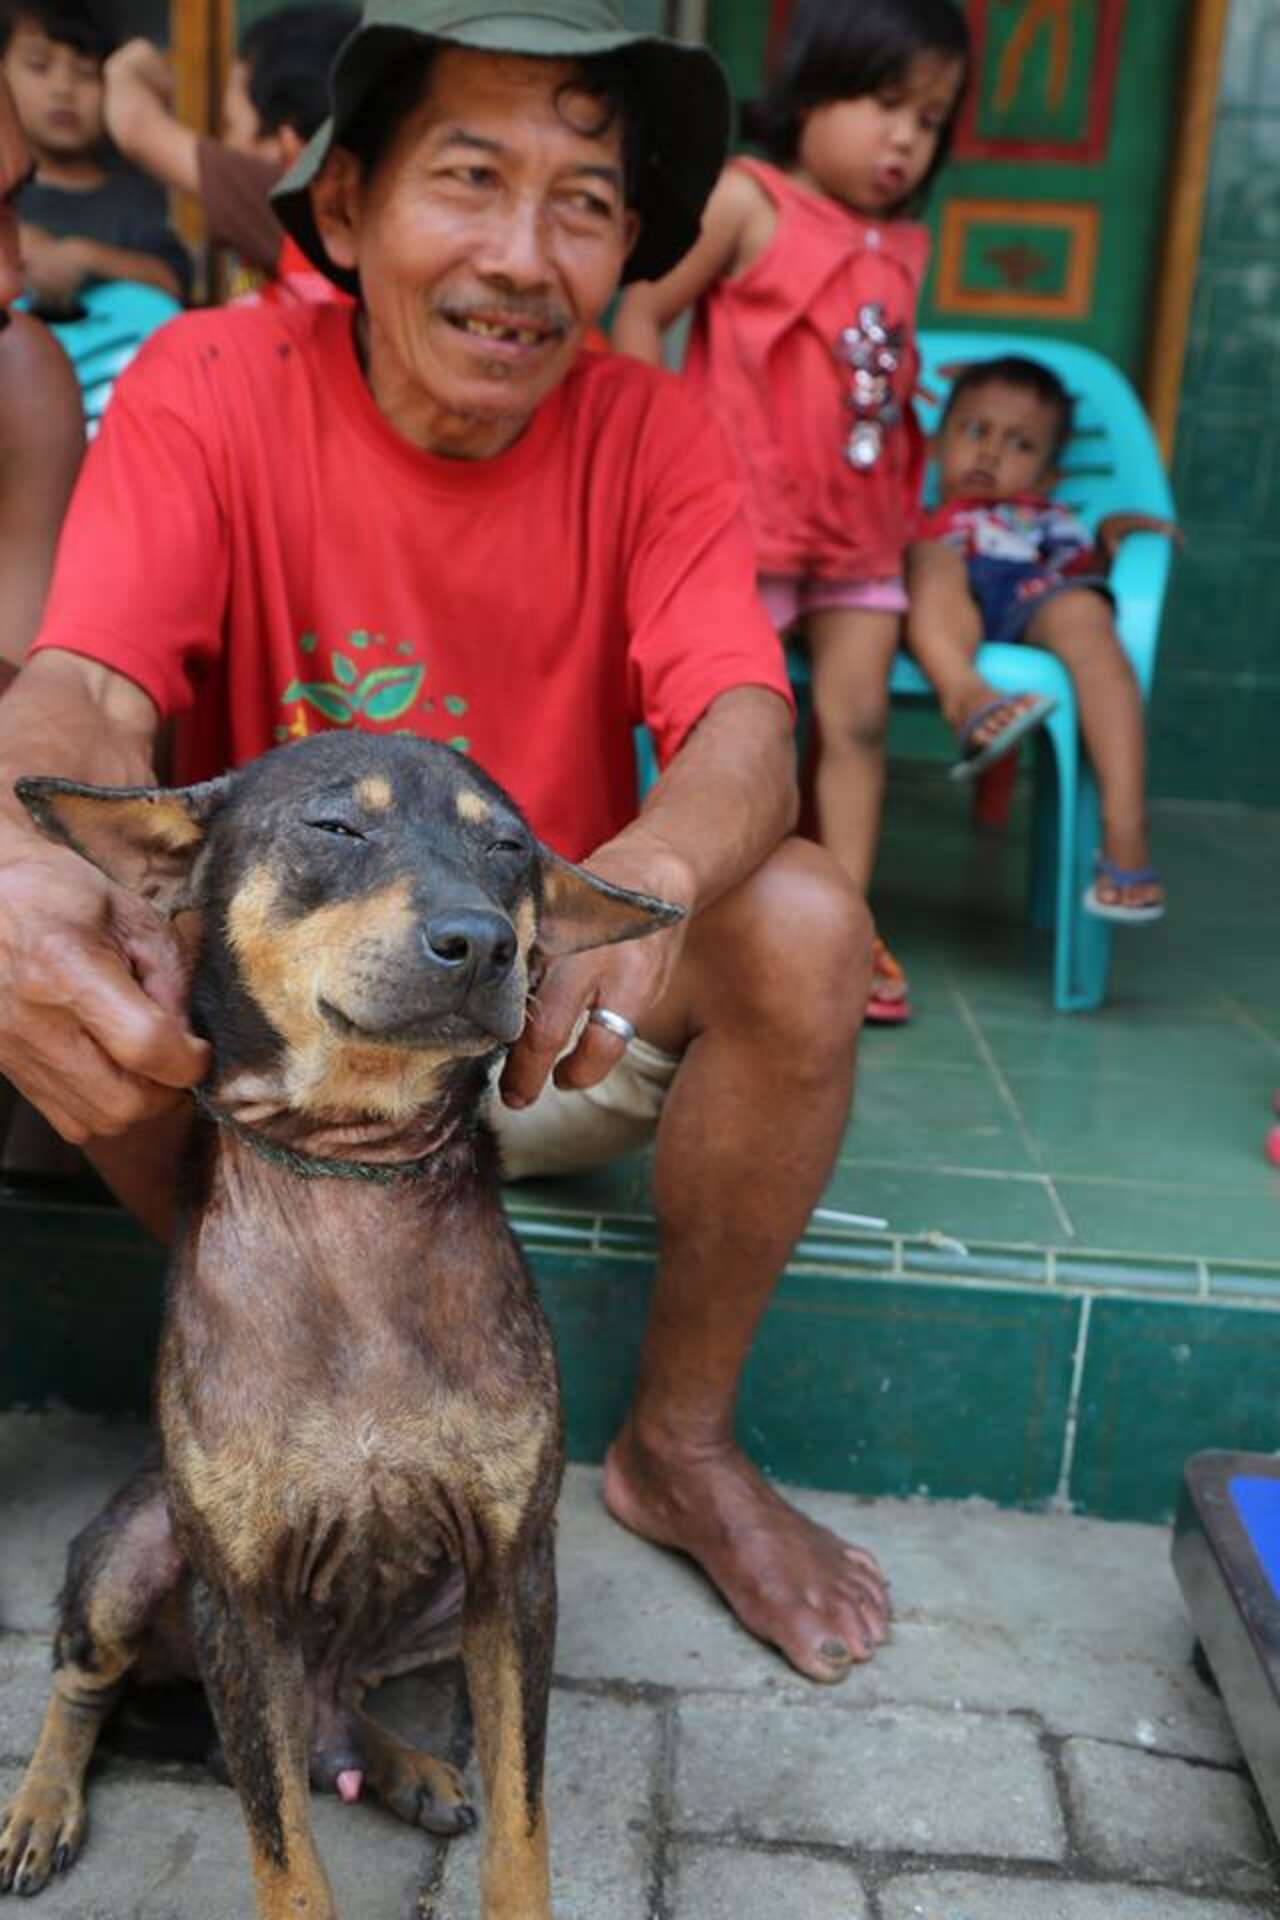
xmin=33 ymin=303 xmax=791 ymax=860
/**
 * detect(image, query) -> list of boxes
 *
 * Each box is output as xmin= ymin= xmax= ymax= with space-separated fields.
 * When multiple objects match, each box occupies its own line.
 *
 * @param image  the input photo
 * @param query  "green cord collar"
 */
xmin=191 ymin=1084 xmax=444 ymax=1184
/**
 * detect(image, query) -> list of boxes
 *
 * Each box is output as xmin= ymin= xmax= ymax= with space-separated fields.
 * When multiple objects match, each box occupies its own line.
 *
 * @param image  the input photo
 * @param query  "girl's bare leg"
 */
xmin=806 ymin=606 xmax=901 ymax=895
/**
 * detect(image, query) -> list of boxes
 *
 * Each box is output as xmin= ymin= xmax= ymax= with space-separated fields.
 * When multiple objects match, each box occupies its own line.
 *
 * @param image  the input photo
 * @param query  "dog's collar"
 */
xmin=191 ymin=1085 xmax=447 ymax=1184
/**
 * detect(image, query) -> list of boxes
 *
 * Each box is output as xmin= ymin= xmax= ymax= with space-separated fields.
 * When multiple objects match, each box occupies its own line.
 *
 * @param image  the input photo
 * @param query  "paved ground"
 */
xmin=0 ymin=1412 xmax=1275 ymax=1918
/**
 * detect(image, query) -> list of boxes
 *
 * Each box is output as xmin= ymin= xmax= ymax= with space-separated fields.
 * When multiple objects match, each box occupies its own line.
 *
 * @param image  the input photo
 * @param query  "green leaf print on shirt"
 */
xmin=279 ymin=635 xmax=462 ymax=740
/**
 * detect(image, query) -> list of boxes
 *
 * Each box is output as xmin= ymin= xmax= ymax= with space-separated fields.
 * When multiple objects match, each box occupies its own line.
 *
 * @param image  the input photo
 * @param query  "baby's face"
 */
xmin=937 ymin=381 xmax=1061 ymax=502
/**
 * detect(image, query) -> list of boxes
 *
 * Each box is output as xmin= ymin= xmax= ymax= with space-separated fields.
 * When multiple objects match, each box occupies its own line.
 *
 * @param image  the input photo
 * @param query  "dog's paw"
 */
xmin=413 ymin=1779 xmax=477 ymax=1837
xmin=378 ymin=1755 xmax=475 ymax=1836
xmin=0 ymin=1778 xmax=87 ymax=1896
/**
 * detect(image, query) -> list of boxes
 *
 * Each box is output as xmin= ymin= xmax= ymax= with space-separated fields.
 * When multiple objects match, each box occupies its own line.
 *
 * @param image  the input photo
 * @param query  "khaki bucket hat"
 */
xmin=271 ymin=0 xmax=730 ymax=292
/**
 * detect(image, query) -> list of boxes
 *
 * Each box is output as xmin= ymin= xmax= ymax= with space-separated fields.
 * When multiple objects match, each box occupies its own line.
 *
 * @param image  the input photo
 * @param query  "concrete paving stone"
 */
xmin=674 ymin=1698 xmax=1065 ymax=1861
xmin=0 ymin=1634 xmax=55 ymax=1764
xmin=881 ymin=1872 xmax=1280 ymax=1919
xmin=791 ymin=1483 xmax=1198 ymax=1655
xmin=555 ymin=1471 xmax=1222 ymax=1740
xmin=0 ymin=1762 xmax=430 ymax=1917
xmin=671 ymin=1841 xmax=869 ymax=1919
xmin=864 ymin=1619 xmax=1237 ymax=1765
xmin=557 ymin=1470 xmax=1235 ymax=1764
xmin=1061 ymin=1737 xmax=1275 ymax=1895
xmin=0 ymin=1414 xmax=149 ymax=1633
xmin=436 ymin=1689 xmax=660 ymax=1920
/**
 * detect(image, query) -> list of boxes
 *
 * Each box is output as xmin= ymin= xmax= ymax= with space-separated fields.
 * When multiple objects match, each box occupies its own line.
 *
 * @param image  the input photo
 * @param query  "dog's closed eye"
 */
xmin=309 ymin=820 xmax=366 ymax=841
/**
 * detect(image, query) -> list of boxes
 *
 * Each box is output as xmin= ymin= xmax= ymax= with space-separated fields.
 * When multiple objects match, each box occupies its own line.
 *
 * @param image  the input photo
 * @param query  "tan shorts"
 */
xmin=490 ymin=1036 xmax=680 ymax=1182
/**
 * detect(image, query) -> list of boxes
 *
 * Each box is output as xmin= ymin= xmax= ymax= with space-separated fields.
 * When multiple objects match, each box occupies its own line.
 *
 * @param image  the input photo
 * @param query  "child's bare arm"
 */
xmin=1094 ymin=511 xmax=1181 ymax=568
xmin=102 ymin=40 xmax=200 ymax=196
xmin=22 ymin=229 xmax=182 ymax=304
xmin=612 ymin=167 xmax=762 ymax=365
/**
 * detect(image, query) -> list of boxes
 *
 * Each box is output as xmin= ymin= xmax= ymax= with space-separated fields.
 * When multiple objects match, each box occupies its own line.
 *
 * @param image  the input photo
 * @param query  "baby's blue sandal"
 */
xmin=1083 ymin=855 xmax=1166 ymax=924
xmin=950 ymin=693 xmax=1057 ymax=783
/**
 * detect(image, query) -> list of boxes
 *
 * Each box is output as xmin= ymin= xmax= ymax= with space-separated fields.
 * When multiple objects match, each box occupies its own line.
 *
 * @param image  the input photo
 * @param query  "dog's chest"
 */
xmin=168 ymin=1384 xmax=557 ymax=1602
xmin=165 ymin=1145 xmax=561 ymax=1605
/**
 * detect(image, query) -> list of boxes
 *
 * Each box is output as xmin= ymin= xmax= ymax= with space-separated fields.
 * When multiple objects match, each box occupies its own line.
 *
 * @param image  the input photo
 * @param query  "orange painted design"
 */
xmin=934 ymin=199 xmax=1099 ymax=321
xmin=994 ymin=0 xmax=1075 ymax=113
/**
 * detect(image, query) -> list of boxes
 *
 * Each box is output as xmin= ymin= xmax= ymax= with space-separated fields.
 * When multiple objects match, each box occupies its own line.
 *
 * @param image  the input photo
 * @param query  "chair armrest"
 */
xmin=1108 ymin=532 xmax=1175 ymax=699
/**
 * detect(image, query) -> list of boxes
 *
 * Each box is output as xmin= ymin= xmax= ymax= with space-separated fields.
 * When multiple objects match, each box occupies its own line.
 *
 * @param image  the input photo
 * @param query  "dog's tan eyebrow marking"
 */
xmin=355 ymin=776 xmax=393 ymax=812
xmin=455 ymin=789 xmax=490 ymax=825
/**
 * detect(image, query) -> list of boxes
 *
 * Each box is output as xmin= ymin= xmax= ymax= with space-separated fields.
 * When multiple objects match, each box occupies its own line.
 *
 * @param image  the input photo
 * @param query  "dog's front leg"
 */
xmin=462 ymin=1525 xmax=556 ymax=1920
xmin=193 ymin=1578 xmax=337 ymax=1920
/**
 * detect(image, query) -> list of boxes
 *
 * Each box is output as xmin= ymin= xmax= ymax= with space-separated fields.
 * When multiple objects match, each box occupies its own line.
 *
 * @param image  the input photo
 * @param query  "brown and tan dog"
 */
xmin=0 ymin=732 xmax=679 ymax=1919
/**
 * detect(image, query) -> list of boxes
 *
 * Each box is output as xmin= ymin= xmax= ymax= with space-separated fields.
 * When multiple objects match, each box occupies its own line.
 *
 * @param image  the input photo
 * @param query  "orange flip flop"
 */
xmin=866 ymin=936 xmax=911 ymax=1025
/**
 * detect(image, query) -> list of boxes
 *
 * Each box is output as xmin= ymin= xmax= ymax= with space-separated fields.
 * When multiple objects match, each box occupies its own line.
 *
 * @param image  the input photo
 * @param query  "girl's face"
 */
xmin=795 ymin=50 xmax=964 ymax=218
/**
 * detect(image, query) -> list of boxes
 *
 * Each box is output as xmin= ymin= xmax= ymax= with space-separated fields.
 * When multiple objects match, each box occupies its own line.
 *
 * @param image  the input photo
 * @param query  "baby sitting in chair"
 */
xmin=906 ymin=353 xmax=1177 ymax=924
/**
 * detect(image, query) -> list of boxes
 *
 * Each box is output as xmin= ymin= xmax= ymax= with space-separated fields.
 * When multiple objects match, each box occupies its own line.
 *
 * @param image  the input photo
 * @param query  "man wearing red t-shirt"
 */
xmin=0 ymin=1 xmax=884 ymax=1687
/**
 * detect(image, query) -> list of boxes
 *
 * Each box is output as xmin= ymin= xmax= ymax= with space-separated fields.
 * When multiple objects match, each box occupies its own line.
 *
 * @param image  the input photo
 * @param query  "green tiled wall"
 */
xmin=8 ymin=1188 xmax=1280 ymax=1525
xmin=1073 ymin=1296 xmax=1280 ymax=1522
xmin=1150 ymin=0 xmax=1280 ymax=807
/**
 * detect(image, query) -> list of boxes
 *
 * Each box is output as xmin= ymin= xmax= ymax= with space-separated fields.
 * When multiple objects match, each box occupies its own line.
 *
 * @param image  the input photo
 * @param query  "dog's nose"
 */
xmin=422 ymin=909 xmax=517 ymax=983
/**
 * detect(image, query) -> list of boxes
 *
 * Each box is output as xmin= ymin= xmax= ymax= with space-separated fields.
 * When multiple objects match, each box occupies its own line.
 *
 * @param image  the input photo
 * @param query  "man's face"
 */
xmin=2 ymin=19 xmax=104 ymax=164
xmin=0 ymin=70 xmax=32 ymax=307
xmin=313 ymin=48 xmax=638 ymax=457
xmin=937 ymin=381 xmax=1061 ymax=502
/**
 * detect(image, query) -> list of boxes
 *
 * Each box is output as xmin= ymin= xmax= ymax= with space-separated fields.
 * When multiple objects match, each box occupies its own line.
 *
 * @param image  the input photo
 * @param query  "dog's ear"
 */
xmin=535 ymin=846 xmax=685 ymax=957
xmin=14 ymin=774 xmax=234 ymax=916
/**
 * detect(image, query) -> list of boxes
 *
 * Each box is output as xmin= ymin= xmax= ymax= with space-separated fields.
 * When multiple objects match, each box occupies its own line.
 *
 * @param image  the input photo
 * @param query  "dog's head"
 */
xmin=17 ymin=734 xmax=682 ymax=1118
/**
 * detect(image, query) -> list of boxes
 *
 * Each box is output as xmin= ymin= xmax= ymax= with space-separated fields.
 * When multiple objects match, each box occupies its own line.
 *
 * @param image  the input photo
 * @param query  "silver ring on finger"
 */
xmin=588 ymin=1006 xmax=636 ymax=1047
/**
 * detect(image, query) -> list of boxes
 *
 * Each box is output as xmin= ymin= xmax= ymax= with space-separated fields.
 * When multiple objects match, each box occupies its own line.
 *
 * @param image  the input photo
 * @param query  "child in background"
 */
xmin=104 ymin=3 xmax=356 ymax=305
xmin=2 ymin=0 xmax=189 ymax=310
xmin=614 ymin=0 xmax=971 ymax=1025
xmin=908 ymin=355 xmax=1178 ymax=921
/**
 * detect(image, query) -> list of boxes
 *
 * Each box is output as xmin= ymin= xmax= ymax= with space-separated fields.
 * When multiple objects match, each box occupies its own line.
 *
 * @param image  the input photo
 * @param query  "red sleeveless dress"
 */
xmin=684 ymin=157 xmax=929 ymax=584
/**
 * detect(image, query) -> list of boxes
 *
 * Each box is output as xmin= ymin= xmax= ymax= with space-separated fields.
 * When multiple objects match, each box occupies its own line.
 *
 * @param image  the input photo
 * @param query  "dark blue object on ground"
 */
xmin=1173 ymin=1450 xmax=1280 ymax=1836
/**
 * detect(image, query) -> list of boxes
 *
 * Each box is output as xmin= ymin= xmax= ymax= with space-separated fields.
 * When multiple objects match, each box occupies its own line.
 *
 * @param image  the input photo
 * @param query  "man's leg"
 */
xmin=82 ymin=1101 xmax=193 ymax=1242
xmin=605 ymin=836 xmax=890 ymax=1683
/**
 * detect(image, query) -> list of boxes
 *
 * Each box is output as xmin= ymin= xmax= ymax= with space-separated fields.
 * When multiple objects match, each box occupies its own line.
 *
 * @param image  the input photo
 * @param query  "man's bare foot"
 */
xmin=602 ymin=1423 xmax=890 ymax=1682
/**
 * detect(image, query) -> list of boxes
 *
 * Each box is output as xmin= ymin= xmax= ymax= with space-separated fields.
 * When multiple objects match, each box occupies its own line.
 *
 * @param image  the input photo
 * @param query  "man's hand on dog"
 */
xmin=501 ymin=840 xmax=693 ymax=1109
xmin=0 ymin=838 xmax=209 ymax=1142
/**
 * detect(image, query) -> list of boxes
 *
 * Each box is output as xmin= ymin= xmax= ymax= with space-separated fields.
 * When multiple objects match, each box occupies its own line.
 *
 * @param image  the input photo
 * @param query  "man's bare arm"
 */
xmin=597 ymin=685 xmax=797 ymax=916
xmin=0 ymin=315 xmax=83 ymax=683
xmin=0 ymin=651 xmax=209 ymax=1140
xmin=501 ymin=686 xmax=797 ymax=1106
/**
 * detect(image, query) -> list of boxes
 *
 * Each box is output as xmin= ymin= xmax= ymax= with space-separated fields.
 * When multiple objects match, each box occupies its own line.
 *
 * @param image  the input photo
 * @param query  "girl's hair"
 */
xmin=741 ymin=0 xmax=970 ymax=209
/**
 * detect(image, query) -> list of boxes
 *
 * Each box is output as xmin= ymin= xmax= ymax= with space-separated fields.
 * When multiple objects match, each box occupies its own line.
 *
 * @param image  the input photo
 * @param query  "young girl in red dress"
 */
xmin=615 ymin=0 xmax=971 ymax=1024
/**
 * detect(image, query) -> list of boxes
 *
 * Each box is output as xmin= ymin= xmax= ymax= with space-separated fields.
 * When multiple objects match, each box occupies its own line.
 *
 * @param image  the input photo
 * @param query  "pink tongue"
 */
xmin=336 ymin=1769 xmax=364 ymax=1803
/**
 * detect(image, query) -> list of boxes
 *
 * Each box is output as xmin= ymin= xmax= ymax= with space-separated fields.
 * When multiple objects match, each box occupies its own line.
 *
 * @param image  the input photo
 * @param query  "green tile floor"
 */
xmin=3 ymin=767 xmax=1278 ymax=1521
xmin=512 ymin=766 xmax=1280 ymax=1276
xmin=850 ymin=768 xmax=1280 ymax=1267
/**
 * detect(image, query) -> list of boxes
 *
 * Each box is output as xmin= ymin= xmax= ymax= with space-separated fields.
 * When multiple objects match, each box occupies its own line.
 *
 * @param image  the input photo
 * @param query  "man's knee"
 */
xmin=693 ymin=839 xmax=872 ymax=1052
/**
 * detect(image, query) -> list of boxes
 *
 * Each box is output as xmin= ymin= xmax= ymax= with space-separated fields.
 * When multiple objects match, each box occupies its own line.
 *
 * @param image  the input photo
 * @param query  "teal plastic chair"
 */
xmin=29 ymin=281 xmax=180 ymax=437
xmin=904 ymin=331 xmax=1175 ymax=1010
